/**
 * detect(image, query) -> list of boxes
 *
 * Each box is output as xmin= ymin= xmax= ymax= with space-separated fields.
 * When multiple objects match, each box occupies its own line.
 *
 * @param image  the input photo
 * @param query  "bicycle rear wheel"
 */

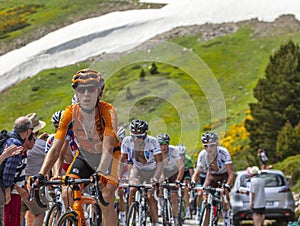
xmin=45 ymin=203 xmax=63 ymax=226
xmin=199 ymin=203 xmax=211 ymax=226
xmin=57 ymin=211 xmax=78 ymax=226
xmin=127 ymin=202 xmax=139 ymax=226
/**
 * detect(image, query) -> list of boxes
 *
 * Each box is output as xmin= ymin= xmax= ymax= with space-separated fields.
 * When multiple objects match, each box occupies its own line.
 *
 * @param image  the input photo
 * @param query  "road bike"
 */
xmin=119 ymin=183 xmax=154 ymax=226
xmin=197 ymin=186 xmax=226 ymax=226
xmin=30 ymin=174 xmax=108 ymax=226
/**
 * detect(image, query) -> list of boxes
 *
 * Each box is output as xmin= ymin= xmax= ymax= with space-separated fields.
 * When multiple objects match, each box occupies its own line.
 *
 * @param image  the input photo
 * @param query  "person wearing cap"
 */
xmin=247 ymin=166 xmax=266 ymax=226
xmin=34 ymin=68 xmax=120 ymax=226
xmin=20 ymin=113 xmax=49 ymax=226
xmin=0 ymin=116 xmax=33 ymax=226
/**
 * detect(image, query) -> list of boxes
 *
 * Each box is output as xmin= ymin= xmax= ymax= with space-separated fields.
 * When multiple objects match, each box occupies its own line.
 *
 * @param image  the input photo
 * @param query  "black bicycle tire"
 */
xmin=178 ymin=199 xmax=185 ymax=226
xmin=199 ymin=203 xmax=211 ymax=226
xmin=163 ymin=199 xmax=173 ymax=226
xmin=127 ymin=202 xmax=139 ymax=226
xmin=45 ymin=203 xmax=63 ymax=226
xmin=57 ymin=211 xmax=78 ymax=226
xmin=86 ymin=203 xmax=102 ymax=226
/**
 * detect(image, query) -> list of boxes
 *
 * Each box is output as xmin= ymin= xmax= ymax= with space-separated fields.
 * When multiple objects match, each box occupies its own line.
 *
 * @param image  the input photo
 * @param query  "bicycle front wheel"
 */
xmin=86 ymin=203 xmax=102 ymax=226
xmin=45 ymin=203 xmax=63 ymax=226
xmin=127 ymin=202 xmax=139 ymax=226
xmin=163 ymin=199 xmax=174 ymax=226
xmin=57 ymin=211 xmax=78 ymax=226
xmin=199 ymin=203 xmax=211 ymax=226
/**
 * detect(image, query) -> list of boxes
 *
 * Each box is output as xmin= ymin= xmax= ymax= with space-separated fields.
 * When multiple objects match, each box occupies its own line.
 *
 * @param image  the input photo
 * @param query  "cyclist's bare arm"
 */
xmin=153 ymin=153 xmax=163 ymax=180
xmin=176 ymin=158 xmax=185 ymax=181
xmin=189 ymin=168 xmax=195 ymax=178
xmin=191 ymin=168 xmax=201 ymax=182
xmin=118 ymin=153 xmax=128 ymax=179
xmin=97 ymin=135 xmax=115 ymax=173
xmin=39 ymin=139 xmax=65 ymax=175
xmin=52 ymin=139 xmax=70 ymax=177
xmin=225 ymin=163 xmax=235 ymax=187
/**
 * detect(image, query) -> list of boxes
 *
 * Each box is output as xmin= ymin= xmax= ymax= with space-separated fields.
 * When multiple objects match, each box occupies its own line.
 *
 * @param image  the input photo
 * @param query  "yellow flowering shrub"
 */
xmin=219 ymin=113 xmax=252 ymax=158
xmin=0 ymin=5 xmax=39 ymax=35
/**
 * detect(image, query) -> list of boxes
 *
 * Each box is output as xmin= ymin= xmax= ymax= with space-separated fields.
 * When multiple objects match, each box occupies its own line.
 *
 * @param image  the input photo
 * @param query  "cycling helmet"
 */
xmin=177 ymin=144 xmax=187 ymax=155
xmin=156 ymin=133 xmax=170 ymax=144
xmin=201 ymin=132 xmax=218 ymax=144
xmin=130 ymin=119 xmax=148 ymax=133
xmin=72 ymin=94 xmax=79 ymax=104
xmin=117 ymin=126 xmax=126 ymax=141
xmin=51 ymin=110 xmax=64 ymax=124
xmin=72 ymin=68 xmax=104 ymax=90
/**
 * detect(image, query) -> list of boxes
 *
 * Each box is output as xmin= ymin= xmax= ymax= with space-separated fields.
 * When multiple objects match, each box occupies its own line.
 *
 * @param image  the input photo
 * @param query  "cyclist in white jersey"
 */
xmin=197 ymin=132 xmax=235 ymax=226
xmin=120 ymin=119 xmax=163 ymax=226
xmin=191 ymin=149 xmax=208 ymax=221
xmin=157 ymin=133 xmax=184 ymax=225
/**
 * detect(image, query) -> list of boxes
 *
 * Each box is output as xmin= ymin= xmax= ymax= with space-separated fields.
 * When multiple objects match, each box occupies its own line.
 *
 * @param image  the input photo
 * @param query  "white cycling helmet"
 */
xmin=177 ymin=144 xmax=187 ymax=155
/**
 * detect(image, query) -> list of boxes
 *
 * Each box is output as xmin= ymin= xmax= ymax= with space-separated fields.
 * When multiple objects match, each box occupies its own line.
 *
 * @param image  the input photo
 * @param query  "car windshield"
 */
xmin=239 ymin=172 xmax=286 ymax=188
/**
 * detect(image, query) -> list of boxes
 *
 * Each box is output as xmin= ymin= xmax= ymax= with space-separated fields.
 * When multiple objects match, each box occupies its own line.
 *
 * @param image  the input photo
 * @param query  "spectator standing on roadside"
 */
xmin=0 ymin=116 xmax=33 ymax=226
xmin=257 ymin=148 xmax=268 ymax=170
xmin=20 ymin=113 xmax=49 ymax=226
xmin=247 ymin=166 xmax=266 ymax=226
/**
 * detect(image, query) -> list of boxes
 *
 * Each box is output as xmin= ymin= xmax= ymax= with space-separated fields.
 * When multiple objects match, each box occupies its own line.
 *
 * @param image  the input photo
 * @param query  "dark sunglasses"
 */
xmin=76 ymin=86 xmax=97 ymax=94
xmin=204 ymin=142 xmax=217 ymax=148
xmin=131 ymin=133 xmax=146 ymax=139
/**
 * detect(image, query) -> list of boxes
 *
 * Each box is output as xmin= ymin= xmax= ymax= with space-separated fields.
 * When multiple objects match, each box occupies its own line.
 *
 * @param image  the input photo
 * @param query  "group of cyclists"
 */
xmin=31 ymin=68 xmax=235 ymax=226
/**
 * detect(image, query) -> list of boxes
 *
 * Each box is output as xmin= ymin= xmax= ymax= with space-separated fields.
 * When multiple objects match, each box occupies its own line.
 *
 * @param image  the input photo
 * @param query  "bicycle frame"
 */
xmin=30 ymin=175 xmax=108 ymax=226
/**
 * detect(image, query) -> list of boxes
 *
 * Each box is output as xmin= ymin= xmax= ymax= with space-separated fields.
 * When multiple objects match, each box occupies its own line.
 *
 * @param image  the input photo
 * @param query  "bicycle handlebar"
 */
xmin=194 ymin=186 xmax=224 ymax=193
xmin=118 ymin=183 xmax=153 ymax=189
xmin=29 ymin=174 xmax=109 ymax=208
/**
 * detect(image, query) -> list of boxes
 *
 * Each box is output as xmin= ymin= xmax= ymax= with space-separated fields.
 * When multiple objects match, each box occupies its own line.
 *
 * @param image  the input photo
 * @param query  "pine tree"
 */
xmin=276 ymin=122 xmax=296 ymax=159
xmin=245 ymin=40 xmax=300 ymax=162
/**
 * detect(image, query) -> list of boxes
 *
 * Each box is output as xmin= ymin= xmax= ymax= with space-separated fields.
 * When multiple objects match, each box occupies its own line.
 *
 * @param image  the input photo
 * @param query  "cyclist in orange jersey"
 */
xmin=33 ymin=68 xmax=120 ymax=226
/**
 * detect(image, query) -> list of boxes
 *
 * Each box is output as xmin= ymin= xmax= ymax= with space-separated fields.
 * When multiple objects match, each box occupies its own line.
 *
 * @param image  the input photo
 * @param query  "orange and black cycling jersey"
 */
xmin=55 ymin=100 xmax=120 ymax=154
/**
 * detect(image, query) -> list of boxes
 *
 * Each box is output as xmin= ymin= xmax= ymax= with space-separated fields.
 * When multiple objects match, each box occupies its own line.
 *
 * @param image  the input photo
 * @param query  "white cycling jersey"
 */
xmin=163 ymin=145 xmax=181 ymax=171
xmin=121 ymin=135 xmax=161 ymax=171
xmin=198 ymin=146 xmax=232 ymax=175
xmin=195 ymin=149 xmax=208 ymax=175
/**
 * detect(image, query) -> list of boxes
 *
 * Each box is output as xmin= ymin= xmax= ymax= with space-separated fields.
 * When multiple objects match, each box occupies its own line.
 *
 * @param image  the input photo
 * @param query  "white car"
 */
xmin=230 ymin=169 xmax=295 ymax=226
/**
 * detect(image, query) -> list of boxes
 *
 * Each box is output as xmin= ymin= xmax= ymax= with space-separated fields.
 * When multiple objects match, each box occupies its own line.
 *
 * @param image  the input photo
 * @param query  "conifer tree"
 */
xmin=245 ymin=40 xmax=300 ymax=162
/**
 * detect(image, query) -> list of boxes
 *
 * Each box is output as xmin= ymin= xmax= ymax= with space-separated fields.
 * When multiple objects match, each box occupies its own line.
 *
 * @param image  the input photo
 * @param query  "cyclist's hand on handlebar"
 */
xmin=93 ymin=172 xmax=108 ymax=190
xmin=223 ymin=183 xmax=231 ymax=193
xmin=175 ymin=180 xmax=181 ymax=188
xmin=191 ymin=181 xmax=196 ymax=188
xmin=150 ymin=178 xmax=159 ymax=189
xmin=28 ymin=174 xmax=45 ymax=190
